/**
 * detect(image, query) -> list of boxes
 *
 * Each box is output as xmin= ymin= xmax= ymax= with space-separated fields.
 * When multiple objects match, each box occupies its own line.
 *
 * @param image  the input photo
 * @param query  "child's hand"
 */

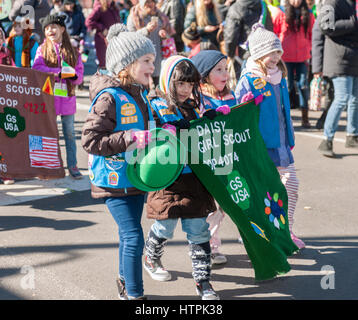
xmin=240 ymin=91 xmax=254 ymax=103
xmin=162 ymin=123 xmax=176 ymax=135
xmin=158 ymin=29 xmax=167 ymax=38
xmin=131 ymin=130 xmax=152 ymax=149
xmin=169 ymin=119 xmax=190 ymax=129
xmin=254 ymin=94 xmax=264 ymax=105
xmin=203 ymin=109 xmax=217 ymax=120
xmin=216 ymin=105 xmax=231 ymax=115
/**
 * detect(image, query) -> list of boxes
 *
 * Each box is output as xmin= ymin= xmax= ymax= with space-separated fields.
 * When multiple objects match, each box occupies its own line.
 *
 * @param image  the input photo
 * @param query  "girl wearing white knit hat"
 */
xmin=235 ymin=23 xmax=305 ymax=249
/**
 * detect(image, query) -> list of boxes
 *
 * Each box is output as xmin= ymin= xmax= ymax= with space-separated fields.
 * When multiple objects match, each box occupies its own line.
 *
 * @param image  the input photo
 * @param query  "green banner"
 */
xmin=184 ymin=101 xmax=298 ymax=281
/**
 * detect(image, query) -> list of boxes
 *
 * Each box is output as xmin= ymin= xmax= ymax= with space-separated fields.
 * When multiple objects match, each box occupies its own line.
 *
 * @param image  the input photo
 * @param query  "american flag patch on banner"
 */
xmin=28 ymin=135 xmax=61 ymax=169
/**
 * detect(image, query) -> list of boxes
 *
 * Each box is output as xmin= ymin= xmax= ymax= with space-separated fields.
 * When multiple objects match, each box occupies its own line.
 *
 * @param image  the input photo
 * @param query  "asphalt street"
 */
xmin=1 ymin=74 xmax=358 ymax=301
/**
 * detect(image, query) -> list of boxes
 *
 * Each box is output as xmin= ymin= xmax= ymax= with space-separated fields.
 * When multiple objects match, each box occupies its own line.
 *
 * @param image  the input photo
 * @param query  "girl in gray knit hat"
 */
xmin=82 ymin=23 xmax=156 ymax=299
xmin=235 ymin=23 xmax=305 ymax=250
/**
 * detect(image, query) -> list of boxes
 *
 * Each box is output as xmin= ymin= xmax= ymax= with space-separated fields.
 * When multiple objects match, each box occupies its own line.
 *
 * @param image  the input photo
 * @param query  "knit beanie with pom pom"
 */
xmin=105 ymin=23 xmax=156 ymax=75
xmin=247 ymin=23 xmax=283 ymax=61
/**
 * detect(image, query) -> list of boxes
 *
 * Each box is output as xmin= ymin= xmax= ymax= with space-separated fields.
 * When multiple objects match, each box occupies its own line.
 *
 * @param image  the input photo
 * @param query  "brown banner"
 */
xmin=0 ymin=65 xmax=65 ymax=179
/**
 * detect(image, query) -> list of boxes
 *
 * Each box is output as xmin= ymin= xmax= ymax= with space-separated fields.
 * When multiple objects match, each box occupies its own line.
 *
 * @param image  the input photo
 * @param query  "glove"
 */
xmin=254 ymin=94 xmax=264 ymax=105
xmin=169 ymin=119 xmax=191 ymax=129
xmin=131 ymin=130 xmax=152 ymax=149
xmin=57 ymin=72 xmax=78 ymax=81
xmin=216 ymin=105 xmax=231 ymax=115
xmin=162 ymin=123 xmax=176 ymax=135
xmin=68 ymin=74 xmax=78 ymax=81
xmin=240 ymin=91 xmax=254 ymax=103
xmin=203 ymin=109 xmax=217 ymax=120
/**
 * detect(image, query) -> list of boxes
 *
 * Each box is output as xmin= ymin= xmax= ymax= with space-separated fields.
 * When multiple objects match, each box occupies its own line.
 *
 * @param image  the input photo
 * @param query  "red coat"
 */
xmin=271 ymin=6 xmax=315 ymax=63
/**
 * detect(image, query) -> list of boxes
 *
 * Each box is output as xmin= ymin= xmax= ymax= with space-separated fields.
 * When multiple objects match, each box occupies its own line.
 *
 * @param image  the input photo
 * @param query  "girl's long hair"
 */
xmin=256 ymin=58 xmax=288 ymax=78
xmin=166 ymin=59 xmax=201 ymax=114
xmin=195 ymin=0 xmax=222 ymax=28
xmin=41 ymin=26 xmax=77 ymax=68
xmin=285 ymin=0 xmax=310 ymax=36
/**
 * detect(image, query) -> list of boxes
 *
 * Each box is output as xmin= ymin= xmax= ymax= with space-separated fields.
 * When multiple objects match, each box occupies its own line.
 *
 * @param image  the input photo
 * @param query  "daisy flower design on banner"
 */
xmin=264 ymin=191 xmax=286 ymax=230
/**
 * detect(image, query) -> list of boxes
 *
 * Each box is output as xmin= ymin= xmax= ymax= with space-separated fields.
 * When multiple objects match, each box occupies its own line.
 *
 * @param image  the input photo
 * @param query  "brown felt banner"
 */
xmin=0 ymin=65 xmax=65 ymax=180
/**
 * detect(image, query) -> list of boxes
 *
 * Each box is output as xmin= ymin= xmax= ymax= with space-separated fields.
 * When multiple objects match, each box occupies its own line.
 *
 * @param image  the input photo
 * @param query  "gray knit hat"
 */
xmin=105 ymin=24 xmax=156 ymax=75
xmin=248 ymin=23 xmax=283 ymax=60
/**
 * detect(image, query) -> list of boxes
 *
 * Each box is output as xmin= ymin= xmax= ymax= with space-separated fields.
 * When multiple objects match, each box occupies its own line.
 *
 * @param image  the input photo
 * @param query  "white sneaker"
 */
xmin=144 ymin=256 xmax=171 ymax=281
xmin=211 ymin=252 xmax=227 ymax=265
xmin=3 ymin=179 xmax=15 ymax=185
xmin=196 ymin=281 xmax=220 ymax=300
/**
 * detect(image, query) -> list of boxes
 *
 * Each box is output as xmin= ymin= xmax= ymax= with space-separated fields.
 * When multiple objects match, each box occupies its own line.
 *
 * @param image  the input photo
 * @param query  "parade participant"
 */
xmin=191 ymin=49 xmax=234 ymax=265
xmin=144 ymin=55 xmax=220 ymax=300
xmin=0 ymin=29 xmax=15 ymax=185
xmin=81 ymin=23 xmax=156 ymax=300
xmin=32 ymin=14 xmax=84 ymax=179
xmin=7 ymin=16 xmax=39 ymax=68
xmin=235 ymin=23 xmax=305 ymax=249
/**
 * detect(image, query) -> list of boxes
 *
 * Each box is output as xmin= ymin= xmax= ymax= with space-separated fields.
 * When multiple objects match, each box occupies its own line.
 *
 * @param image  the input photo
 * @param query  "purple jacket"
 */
xmin=32 ymin=42 xmax=84 ymax=115
xmin=85 ymin=1 xmax=121 ymax=67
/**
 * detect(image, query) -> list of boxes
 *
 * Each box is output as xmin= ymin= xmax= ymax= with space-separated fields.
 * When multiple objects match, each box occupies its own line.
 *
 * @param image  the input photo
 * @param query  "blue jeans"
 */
xmin=151 ymin=217 xmax=211 ymax=244
xmin=286 ymin=62 xmax=309 ymax=109
xmin=60 ymin=114 xmax=77 ymax=168
xmin=104 ymin=195 xmax=145 ymax=298
xmin=324 ymin=76 xmax=358 ymax=140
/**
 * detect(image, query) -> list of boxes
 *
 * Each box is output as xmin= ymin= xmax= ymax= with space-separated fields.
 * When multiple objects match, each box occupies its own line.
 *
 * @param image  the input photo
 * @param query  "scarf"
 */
xmin=245 ymin=57 xmax=282 ymax=85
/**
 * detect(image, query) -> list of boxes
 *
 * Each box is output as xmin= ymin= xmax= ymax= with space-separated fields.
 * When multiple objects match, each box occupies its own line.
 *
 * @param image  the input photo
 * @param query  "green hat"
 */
xmin=126 ymin=128 xmax=186 ymax=191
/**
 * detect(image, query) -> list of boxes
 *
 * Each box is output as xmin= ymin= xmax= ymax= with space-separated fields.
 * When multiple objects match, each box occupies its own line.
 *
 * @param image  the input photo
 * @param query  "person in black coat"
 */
xmin=223 ymin=0 xmax=273 ymax=60
xmin=313 ymin=0 xmax=358 ymax=156
xmin=61 ymin=0 xmax=87 ymax=41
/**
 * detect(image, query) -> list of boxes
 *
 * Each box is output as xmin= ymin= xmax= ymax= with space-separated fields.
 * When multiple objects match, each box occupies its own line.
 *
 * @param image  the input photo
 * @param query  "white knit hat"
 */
xmin=248 ymin=23 xmax=283 ymax=60
xmin=105 ymin=24 xmax=156 ymax=75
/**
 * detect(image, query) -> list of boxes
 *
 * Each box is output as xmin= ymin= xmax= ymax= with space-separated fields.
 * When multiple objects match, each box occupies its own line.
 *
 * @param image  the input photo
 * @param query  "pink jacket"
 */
xmin=32 ymin=42 xmax=84 ymax=115
xmin=272 ymin=7 xmax=315 ymax=63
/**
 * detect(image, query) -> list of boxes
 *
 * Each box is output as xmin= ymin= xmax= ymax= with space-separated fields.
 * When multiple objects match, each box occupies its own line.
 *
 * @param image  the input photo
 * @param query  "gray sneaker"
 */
xmin=69 ymin=166 xmax=83 ymax=179
xmin=318 ymin=139 xmax=335 ymax=157
xmin=345 ymin=136 xmax=358 ymax=148
xmin=144 ymin=256 xmax=171 ymax=281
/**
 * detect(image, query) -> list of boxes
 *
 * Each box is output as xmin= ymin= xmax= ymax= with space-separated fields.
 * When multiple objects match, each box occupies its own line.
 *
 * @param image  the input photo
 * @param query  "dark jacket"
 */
xmin=62 ymin=5 xmax=87 ymax=40
xmin=314 ymin=0 xmax=358 ymax=77
xmin=81 ymin=73 xmax=151 ymax=199
xmin=146 ymin=98 xmax=217 ymax=220
xmin=224 ymin=0 xmax=273 ymax=58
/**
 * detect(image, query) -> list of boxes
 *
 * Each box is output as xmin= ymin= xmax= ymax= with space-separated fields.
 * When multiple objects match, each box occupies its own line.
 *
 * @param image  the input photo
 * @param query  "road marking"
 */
xmin=295 ymin=131 xmax=345 ymax=143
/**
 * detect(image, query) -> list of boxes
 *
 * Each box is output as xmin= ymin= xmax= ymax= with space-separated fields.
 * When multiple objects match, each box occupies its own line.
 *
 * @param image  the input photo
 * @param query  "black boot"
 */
xmin=301 ymin=108 xmax=311 ymax=128
xmin=318 ymin=139 xmax=335 ymax=157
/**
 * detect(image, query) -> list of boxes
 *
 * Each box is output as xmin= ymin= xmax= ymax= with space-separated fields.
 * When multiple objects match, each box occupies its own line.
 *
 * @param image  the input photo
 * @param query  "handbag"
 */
xmin=309 ymin=76 xmax=322 ymax=111
xmin=161 ymin=37 xmax=177 ymax=59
